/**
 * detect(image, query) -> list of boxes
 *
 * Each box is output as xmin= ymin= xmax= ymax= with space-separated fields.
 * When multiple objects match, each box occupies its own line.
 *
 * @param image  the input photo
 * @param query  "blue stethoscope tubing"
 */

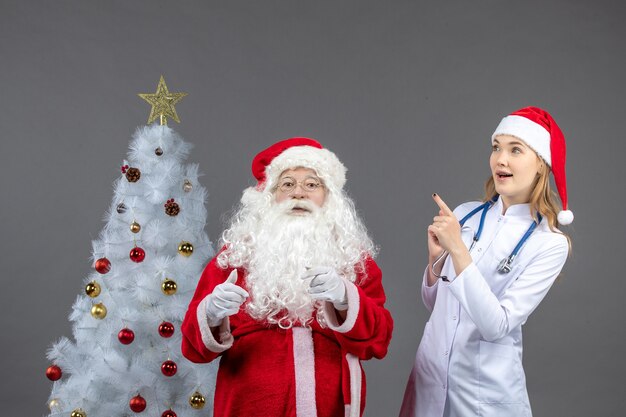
xmin=431 ymin=196 xmax=542 ymax=281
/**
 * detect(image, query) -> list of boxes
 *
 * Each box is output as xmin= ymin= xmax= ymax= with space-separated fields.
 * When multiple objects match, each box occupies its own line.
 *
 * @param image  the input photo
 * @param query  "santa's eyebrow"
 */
xmin=279 ymin=175 xmax=322 ymax=182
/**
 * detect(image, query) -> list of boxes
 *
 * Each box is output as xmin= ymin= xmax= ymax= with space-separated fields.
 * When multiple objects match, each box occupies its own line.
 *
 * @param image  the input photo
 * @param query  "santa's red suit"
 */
xmin=181 ymin=252 xmax=393 ymax=417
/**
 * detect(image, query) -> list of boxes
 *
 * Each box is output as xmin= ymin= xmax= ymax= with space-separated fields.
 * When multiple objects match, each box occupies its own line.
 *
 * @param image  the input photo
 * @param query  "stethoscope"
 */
xmin=431 ymin=196 xmax=542 ymax=281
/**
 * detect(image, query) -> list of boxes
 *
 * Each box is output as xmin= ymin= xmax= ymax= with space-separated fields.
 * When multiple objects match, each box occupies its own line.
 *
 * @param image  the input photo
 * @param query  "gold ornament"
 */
xmin=161 ymin=279 xmax=178 ymax=295
xmin=85 ymin=281 xmax=101 ymax=298
xmin=183 ymin=179 xmax=193 ymax=192
xmin=189 ymin=391 xmax=206 ymax=409
xmin=177 ymin=241 xmax=193 ymax=257
xmin=90 ymin=303 xmax=107 ymax=319
xmin=138 ymin=76 xmax=187 ymax=125
xmin=48 ymin=398 xmax=62 ymax=411
xmin=71 ymin=408 xmax=87 ymax=417
xmin=130 ymin=221 xmax=141 ymax=233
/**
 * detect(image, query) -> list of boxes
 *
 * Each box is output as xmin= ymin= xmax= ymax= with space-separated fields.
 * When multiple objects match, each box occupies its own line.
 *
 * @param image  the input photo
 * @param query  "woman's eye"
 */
xmin=492 ymin=146 xmax=500 ymax=152
xmin=512 ymin=147 xmax=522 ymax=154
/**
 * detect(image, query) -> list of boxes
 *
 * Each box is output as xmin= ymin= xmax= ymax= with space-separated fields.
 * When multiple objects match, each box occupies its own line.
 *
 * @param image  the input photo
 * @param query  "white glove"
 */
xmin=205 ymin=270 xmax=249 ymax=327
xmin=302 ymin=267 xmax=348 ymax=311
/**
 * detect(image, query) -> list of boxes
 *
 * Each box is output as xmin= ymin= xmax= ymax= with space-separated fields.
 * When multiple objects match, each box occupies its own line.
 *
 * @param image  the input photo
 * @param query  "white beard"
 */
xmin=218 ymin=188 xmax=375 ymax=328
xmin=244 ymin=199 xmax=341 ymax=328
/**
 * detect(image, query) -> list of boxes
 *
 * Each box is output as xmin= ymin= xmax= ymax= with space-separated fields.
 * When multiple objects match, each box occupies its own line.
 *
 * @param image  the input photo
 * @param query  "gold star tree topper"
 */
xmin=138 ymin=76 xmax=188 ymax=125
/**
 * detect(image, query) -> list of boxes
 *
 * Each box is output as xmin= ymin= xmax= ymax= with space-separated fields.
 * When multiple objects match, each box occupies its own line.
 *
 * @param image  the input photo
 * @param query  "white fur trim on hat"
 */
xmin=264 ymin=145 xmax=347 ymax=191
xmin=492 ymin=115 xmax=552 ymax=166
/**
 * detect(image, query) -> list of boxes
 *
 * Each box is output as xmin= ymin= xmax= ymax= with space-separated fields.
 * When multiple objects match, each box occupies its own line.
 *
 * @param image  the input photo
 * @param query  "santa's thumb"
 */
xmin=226 ymin=269 xmax=238 ymax=284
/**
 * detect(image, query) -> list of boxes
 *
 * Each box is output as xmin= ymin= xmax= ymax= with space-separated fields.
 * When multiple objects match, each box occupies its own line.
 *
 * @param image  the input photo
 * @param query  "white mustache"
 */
xmin=281 ymin=199 xmax=318 ymax=213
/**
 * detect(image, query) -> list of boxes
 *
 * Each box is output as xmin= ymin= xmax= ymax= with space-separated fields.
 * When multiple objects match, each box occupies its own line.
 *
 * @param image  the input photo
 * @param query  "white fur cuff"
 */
xmin=323 ymin=278 xmax=360 ymax=333
xmin=197 ymin=295 xmax=234 ymax=352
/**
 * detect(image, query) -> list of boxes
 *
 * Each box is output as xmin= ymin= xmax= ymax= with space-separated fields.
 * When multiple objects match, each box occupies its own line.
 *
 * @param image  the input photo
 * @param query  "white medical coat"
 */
xmin=400 ymin=198 xmax=569 ymax=417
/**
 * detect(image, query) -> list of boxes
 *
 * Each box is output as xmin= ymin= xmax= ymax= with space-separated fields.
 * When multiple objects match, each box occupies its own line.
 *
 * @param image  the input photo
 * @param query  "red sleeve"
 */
xmin=180 ymin=252 xmax=232 ymax=363
xmin=325 ymin=257 xmax=394 ymax=360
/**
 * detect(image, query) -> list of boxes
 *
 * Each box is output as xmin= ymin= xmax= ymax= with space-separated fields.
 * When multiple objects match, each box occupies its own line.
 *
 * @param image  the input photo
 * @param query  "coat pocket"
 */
xmin=478 ymin=340 xmax=525 ymax=404
xmin=478 ymin=402 xmax=530 ymax=417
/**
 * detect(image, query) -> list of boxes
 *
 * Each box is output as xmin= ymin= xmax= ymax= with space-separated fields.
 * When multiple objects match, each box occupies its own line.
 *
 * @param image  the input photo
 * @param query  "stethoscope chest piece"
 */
xmin=497 ymin=256 xmax=514 ymax=274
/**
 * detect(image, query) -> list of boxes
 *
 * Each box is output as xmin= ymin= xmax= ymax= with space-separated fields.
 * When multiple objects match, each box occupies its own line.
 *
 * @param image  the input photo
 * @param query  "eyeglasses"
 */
xmin=276 ymin=177 xmax=324 ymax=194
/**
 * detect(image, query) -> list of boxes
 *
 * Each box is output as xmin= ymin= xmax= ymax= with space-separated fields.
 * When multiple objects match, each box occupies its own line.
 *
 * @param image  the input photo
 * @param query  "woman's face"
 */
xmin=490 ymin=135 xmax=544 ymax=209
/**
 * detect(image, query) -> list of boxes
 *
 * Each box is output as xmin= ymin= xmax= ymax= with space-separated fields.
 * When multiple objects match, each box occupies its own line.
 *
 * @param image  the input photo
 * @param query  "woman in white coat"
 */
xmin=400 ymin=106 xmax=572 ymax=417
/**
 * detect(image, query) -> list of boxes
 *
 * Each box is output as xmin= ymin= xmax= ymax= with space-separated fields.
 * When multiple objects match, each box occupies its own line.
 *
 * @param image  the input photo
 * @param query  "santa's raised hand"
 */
xmin=302 ymin=267 xmax=348 ymax=311
xmin=204 ymin=270 xmax=249 ymax=327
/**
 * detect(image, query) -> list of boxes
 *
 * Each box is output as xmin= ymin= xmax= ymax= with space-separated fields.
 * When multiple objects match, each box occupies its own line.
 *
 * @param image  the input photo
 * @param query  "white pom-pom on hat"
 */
xmin=557 ymin=210 xmax=574 ymax=225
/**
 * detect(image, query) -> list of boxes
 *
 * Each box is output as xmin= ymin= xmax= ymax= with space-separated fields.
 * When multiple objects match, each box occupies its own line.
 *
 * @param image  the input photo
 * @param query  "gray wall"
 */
xmin=1 ymin=1 xmax=624 ymax=415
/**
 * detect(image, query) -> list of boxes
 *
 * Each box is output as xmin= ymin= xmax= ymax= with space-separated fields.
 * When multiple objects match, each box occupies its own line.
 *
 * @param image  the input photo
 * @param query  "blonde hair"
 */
xmin=483 ymin=163 xmax=571 ymax=247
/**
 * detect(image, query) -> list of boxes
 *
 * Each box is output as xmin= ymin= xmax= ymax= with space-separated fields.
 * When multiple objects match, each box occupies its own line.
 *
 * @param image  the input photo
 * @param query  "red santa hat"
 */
xmin=492 ymin=106 xmax=573 ymax=225
xmin=251 ymin=137 xmax=347 ymax=191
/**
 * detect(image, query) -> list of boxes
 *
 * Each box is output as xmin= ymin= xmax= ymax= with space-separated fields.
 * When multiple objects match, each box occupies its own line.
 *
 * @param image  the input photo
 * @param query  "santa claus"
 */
xmin=181 ymin=138 xmax=393 ymax=417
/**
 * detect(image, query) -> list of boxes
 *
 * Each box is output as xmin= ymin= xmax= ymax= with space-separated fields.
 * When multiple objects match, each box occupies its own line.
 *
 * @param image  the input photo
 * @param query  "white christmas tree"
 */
xmin=45 ymin=78 xmax=217 ymax=417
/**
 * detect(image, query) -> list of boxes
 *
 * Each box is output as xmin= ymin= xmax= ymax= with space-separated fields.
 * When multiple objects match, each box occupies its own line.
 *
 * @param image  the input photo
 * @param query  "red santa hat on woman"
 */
xmin=492 ymin=106 xmax=573 ymax=225
xmin=251 ymin=137 xmax=347 ymax=191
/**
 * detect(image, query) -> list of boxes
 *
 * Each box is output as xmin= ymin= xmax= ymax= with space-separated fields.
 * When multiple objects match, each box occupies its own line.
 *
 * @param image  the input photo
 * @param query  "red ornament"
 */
xmin=46 ymin=365 xmax=62 ymax=381
xmin=118 ymin=328 xmax=135 ymax=345
xmin=161 ymin=410 xmax=177 ymax=417
xmin=129 ymin=395 xmax=147 ymax=413
xmin=121 ymin=164 xmax=129 ymax=174
xmin=95 ymin=257 xmax=111 ymax=274
xmin=161 ymin=360 xmax=177 ymax=377
xmin=129 ymin=247 xmax=146 ymax=263
xmin=158 ymin=322 xmax=175 ymax=338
